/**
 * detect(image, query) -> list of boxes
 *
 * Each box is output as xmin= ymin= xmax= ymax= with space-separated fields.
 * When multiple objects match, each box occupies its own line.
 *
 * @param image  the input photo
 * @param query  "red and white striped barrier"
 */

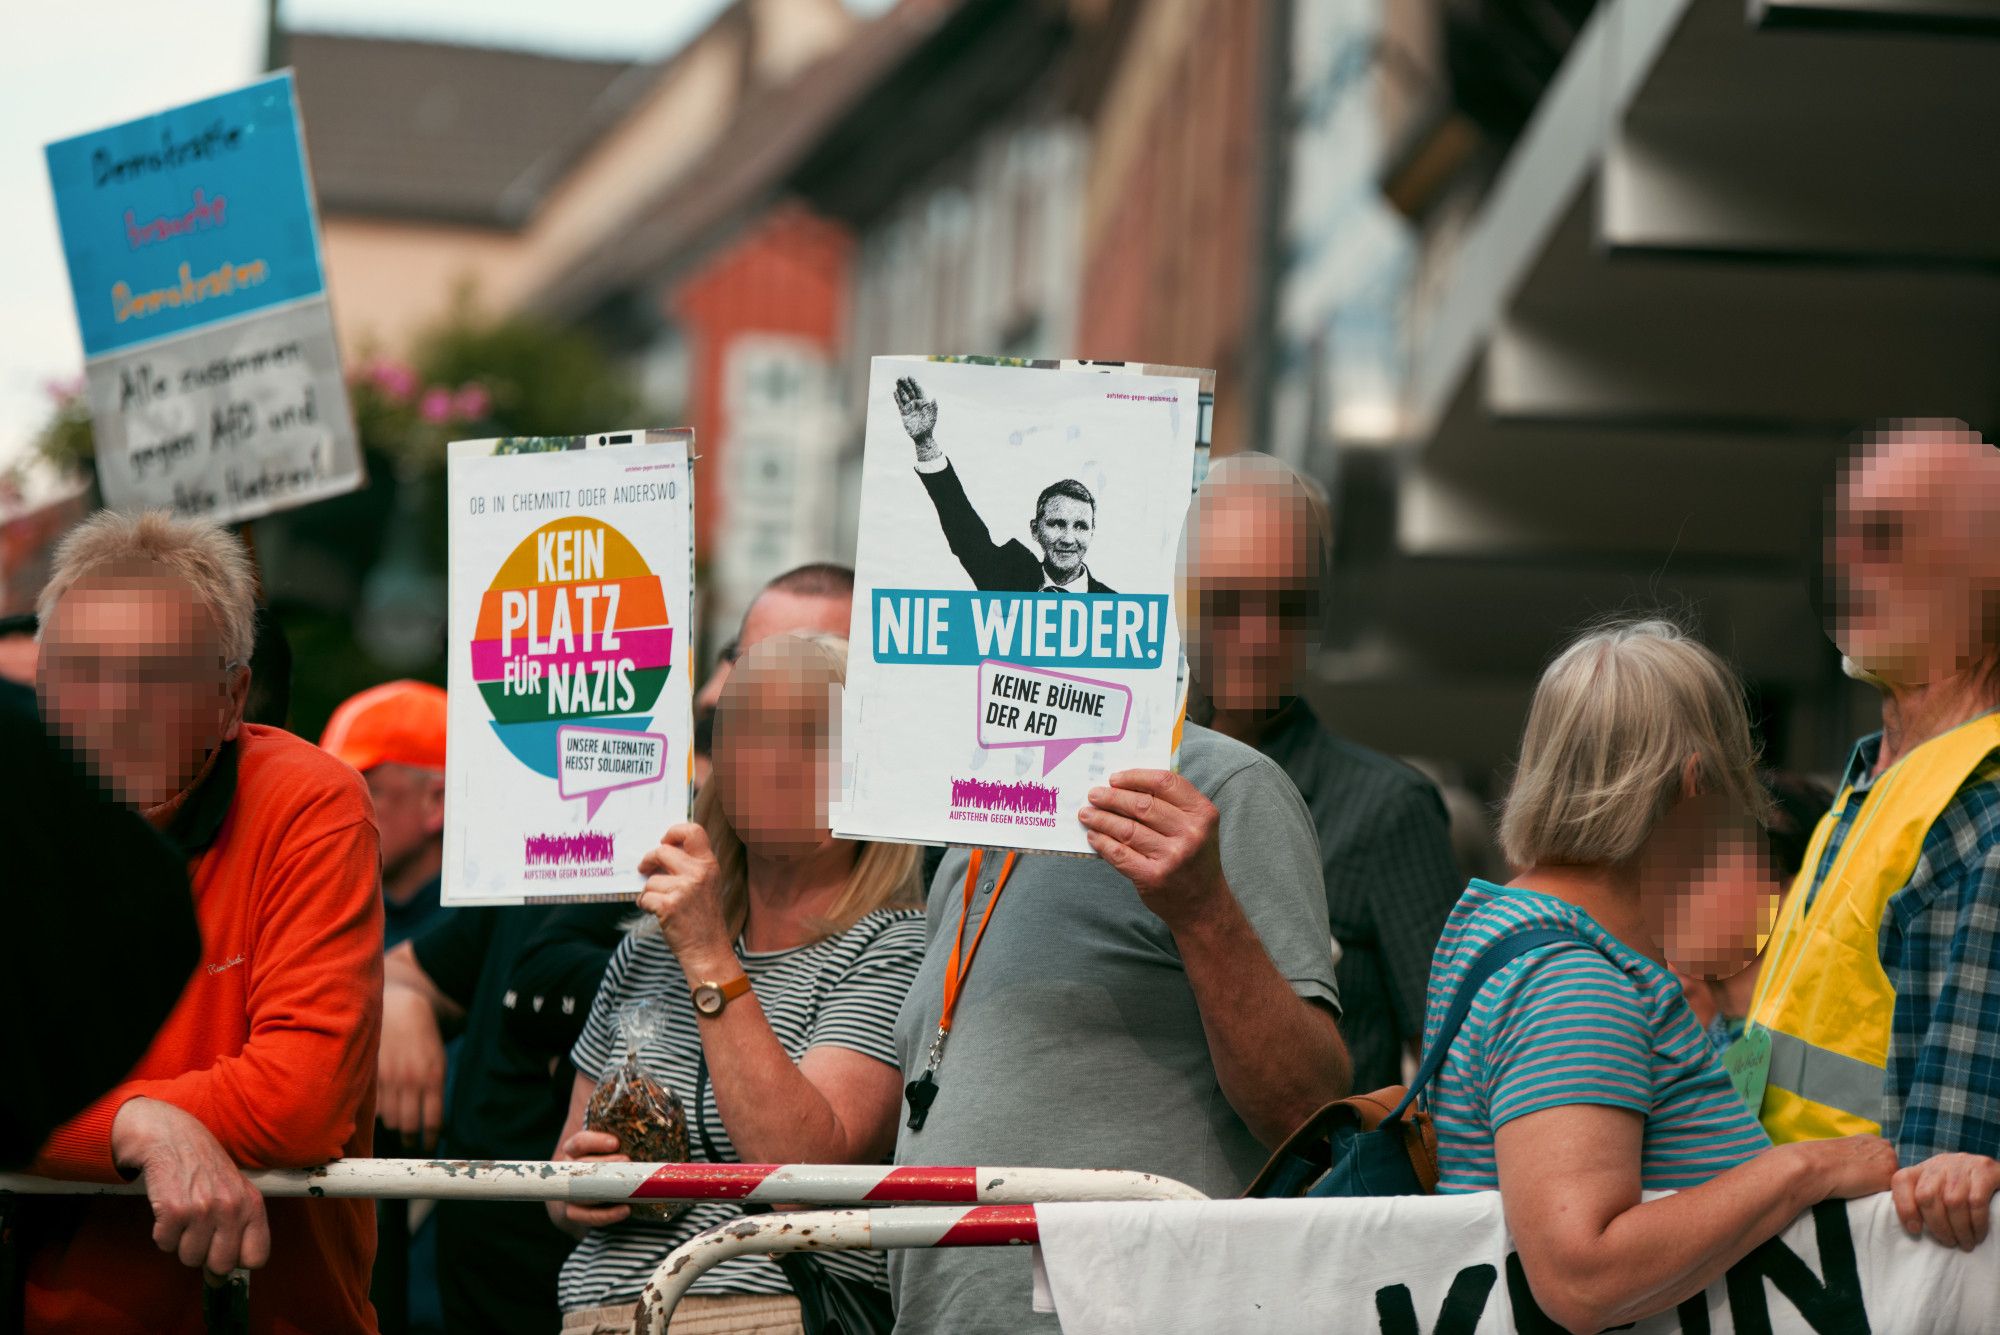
xmin=0 ymin=1158 xmax=1203 ymax=1207
xmin=638 ymin=1205 xmax=1044 ymax=1335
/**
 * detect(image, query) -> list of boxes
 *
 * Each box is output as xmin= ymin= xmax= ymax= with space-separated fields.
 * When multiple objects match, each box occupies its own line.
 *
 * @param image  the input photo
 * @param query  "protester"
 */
xmin=21 ymin=509 xmax=382 ymax=1333
xmin=1184 ymin=452 xmax=1460 ymax=1090
xmin=0 ymin=611 xmax=39 ymax=684
xmin=890 ymin=746 xmax=1348 ymax=1324
xmin=0 ymin=674 xmax=199 ymax=1168
xmin=549 ymin=634 xmax=924 ymax=1333
xmin=1674 ymin=771 xmax=1832 ymax=1050
xmin=378 ymin=563 xmax=859 ymax=1335
xmin=1739 ymin=420 xmax=2000 ymax=1247
xmin=512 ymin=566 xmax=857 ymax=1030
xmin=322 ymin=679 xmax=450 ymax=951
xmin=1420 ymin=618 xmax=1906 ymax=1331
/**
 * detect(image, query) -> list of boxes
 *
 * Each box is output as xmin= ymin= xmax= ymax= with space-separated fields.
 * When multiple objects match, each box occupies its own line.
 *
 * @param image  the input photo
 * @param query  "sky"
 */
xmin=0 ymin=0 xmax=890 ymax=474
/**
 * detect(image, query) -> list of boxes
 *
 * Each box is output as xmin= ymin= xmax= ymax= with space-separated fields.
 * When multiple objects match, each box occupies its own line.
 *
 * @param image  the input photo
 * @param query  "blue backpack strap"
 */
xmin=1382 ymin=926 xmax=1593 ymax=1124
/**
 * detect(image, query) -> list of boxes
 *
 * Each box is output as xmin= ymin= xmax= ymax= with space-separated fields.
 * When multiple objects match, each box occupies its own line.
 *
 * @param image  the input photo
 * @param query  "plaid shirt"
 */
xmin=1252 ymin=698 xmax=1464 ymax=1092
xmin=1820 ymin=728 xmax=2000 ymax=1162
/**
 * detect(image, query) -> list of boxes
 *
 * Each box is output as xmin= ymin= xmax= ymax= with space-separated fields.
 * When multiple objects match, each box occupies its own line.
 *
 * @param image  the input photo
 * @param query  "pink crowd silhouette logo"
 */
xmin=951 ymin=777 xmax=1059 ymax=816
xmin=524 ymin=832 xmax=616 ymax=866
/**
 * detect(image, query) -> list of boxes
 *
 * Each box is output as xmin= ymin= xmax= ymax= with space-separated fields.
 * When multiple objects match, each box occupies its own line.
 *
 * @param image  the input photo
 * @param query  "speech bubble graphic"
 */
xmin=557 ymin=724 xmax=668 ymax=820
xmin=975 ymin=659 xmax=1132 ymax=777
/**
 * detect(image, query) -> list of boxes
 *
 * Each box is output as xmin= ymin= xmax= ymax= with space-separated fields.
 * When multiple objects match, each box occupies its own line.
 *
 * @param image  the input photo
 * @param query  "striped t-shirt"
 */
xmin=1423 ymin=880 xmax=1770 ymax=1193
xmin=559 ymin=909 xmax=926 ymax=1311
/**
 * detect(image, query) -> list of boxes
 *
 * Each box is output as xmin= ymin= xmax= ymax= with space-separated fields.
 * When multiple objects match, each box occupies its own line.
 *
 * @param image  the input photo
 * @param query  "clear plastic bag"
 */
xmin=585 ymin=999 xmax=689 ymax=1221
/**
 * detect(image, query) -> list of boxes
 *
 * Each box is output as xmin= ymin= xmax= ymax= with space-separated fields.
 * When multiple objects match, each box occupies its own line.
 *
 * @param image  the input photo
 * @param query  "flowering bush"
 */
xmin=348 ymin=355 xmax=494 ymax=477
xmin=31 ymin=303 xmax=633 ymax=483
xmin=32 ymin=378 xmax=94 ymax=482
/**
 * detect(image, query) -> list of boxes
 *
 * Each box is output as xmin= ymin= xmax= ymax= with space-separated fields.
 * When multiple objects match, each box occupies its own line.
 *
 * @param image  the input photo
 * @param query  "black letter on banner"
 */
xmin=1503 ymin=1252 xmax=1634 ymax=1333
xmin=1722 ymin=1200 xmax=1869 ymax=1335
xmin=1374 ymin=1265 xmax=1497 ymax=1335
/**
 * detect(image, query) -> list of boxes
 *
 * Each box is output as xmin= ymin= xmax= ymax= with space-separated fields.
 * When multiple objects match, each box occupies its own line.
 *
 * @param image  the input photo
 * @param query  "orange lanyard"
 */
xmin=905 ymin=848 xmax=1017 ymax=1131
xmin=942 ymin=848 xmax=1018 ymax=1037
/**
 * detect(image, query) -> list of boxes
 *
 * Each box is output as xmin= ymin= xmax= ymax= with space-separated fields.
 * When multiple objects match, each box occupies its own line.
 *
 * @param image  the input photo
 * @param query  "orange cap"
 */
xmin=320 ymin=680 xmax=447 ymax=773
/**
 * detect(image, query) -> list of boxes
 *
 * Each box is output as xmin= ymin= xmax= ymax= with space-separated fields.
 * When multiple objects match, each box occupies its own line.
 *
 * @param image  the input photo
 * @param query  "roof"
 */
xmin=285 ymin=33 xmax=642 ymax=229
xmin=523 ymin=0 xmax=971 ymax=319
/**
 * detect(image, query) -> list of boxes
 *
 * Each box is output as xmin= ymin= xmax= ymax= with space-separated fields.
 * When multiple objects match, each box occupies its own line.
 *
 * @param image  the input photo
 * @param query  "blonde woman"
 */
xmin=1424 ymin=619 xmax=1897 ymax=1333
xmin=550 ymin=634 xmax=924 ymax=1334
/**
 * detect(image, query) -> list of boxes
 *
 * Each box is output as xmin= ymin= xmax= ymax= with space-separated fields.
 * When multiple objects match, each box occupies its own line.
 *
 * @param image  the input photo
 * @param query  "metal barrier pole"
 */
xmin=0 ymin=1160 xmax=1204 ymax=1208
xmin=0 ymin=1160 xmax=1202 ymax=1334
xmin=636 ymin=1206 xmax=1043 ymax=1335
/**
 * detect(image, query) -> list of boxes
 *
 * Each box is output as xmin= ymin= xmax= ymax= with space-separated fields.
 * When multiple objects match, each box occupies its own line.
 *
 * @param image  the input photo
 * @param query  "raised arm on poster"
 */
xmin=44 ymin=72 xmax=363 ymax=523
xmin=444 ymin=430 xmax=696 ymax=905
xmin=837 ymin=356 xmax=1202 ymax=856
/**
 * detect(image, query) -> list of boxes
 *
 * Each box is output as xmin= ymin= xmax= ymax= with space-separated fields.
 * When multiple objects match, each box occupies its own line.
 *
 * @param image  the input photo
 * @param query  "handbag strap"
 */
xmin=1382 ymin=925 xmax=1602 ymax=1124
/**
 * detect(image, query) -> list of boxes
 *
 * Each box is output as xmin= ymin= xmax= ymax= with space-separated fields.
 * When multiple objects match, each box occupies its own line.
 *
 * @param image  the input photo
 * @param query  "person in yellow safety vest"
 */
xmin=1742 ymin=418 xmax=2000 ymax=1250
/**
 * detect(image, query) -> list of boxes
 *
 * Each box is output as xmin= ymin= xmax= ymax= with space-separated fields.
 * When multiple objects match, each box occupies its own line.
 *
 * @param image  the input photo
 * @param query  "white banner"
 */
xmin=82 ymin=298 xmax=361 ymax=520
xmin=1034 ymin=1193 xmax=1994 ymax=1334
xmin=837 ymin=356 xmax=1200 ymax=855
xmin=443 ymin=430 xmax=695 ymax=904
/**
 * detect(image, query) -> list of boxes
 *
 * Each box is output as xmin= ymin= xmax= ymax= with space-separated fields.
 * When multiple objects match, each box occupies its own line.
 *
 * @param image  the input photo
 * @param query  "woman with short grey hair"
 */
xmin=1423 ymin=618 xmax=1896 ymax=1333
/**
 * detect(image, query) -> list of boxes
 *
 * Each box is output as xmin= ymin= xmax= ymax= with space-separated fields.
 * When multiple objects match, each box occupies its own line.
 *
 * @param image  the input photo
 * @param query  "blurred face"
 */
xmin=1828 ymin=426 xmax=2000 ymax=687
xmin=1188 ymin=494 xmax=1318 ymax=712
xmin=365 ymin=762 xmax=445 ymax=879
xmin=1639 ymin=790 xmax=1778 ymax=982
xmin=38 ymin=576 xmax=246 ymax=808
xmin=1031 ymin=495 xmax=1094 ymax=581
xmin=698 ymin=591 xmax=851 ymax=722
xmin=712 ymin=646 xmax=839 ymax=860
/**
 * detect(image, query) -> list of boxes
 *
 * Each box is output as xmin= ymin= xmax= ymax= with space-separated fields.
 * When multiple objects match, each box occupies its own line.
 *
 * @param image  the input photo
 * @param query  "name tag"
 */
xmin=1724 ymin=1027 xmax=1772 ymax=1115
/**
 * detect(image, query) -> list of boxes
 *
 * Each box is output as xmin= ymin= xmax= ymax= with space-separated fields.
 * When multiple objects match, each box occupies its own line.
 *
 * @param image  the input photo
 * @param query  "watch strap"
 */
xmin=694 ymin=974 xmax=752 ymax=1014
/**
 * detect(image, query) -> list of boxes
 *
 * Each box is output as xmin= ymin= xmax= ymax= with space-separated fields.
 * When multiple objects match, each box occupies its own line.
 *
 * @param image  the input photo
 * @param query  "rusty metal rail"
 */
xmin=0 ymin=1158 xmax=1203 ymax=1207
xmin=637 ymin=1205 xmax=1046 ymax=1335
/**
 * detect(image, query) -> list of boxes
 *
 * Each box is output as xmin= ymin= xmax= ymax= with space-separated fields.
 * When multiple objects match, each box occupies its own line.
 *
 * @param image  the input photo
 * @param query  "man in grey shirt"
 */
xmin=889 ymin=723 xmax=1350 ymax=1333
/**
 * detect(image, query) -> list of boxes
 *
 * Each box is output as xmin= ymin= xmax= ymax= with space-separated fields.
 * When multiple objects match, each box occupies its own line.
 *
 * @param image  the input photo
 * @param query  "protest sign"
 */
xmin=838 ymin=356 xmax=1201 ymax=856
xmin=444 ymin=431 xmax=695 ymax=904
xmin=44 ymin=72 xmax=362 ymax=523
xmin=1034 ymin=1191 xmax=1998 ymax=1334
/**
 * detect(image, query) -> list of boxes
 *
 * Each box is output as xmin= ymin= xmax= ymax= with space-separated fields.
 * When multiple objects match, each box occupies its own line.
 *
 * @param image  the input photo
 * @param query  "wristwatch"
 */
xmin=691 ymin=974 xmax=752 ymax=1017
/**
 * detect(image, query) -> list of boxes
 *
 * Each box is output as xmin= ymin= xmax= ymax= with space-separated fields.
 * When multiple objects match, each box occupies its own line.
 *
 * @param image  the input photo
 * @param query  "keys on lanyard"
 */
xmin=905 ymin=1027 xmax=947 ymax=1131
xmin=904 ymin=849 xmax=1017 ymax=1132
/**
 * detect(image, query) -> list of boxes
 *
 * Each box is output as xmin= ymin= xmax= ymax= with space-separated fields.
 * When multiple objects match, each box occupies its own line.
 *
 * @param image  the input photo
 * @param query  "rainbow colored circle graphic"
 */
xmin=472 ymin=516 xmax=673 ymax=778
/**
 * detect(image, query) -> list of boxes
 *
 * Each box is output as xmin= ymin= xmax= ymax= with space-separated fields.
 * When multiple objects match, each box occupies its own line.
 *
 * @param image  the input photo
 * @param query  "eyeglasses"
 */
xmin=1200 ymin=587 xmax=1320 ymax=625
xmin=42 ymin=653 xmax=244 ymax=690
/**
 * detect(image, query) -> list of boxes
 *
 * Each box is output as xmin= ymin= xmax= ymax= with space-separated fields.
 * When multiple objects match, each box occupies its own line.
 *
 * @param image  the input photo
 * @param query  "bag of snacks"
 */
xmin=585 ymin=999 xmax=689 ymax=1221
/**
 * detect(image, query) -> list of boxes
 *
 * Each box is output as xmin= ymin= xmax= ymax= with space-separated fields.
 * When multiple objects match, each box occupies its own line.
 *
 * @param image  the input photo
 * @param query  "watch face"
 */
xmin=693 ymin=984 xmax=722 ymax=1015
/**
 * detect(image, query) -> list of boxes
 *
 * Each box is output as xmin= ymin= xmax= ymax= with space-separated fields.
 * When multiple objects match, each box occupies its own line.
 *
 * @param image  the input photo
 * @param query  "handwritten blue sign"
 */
xmin=45 ymin=73 xmax=325 ymax=358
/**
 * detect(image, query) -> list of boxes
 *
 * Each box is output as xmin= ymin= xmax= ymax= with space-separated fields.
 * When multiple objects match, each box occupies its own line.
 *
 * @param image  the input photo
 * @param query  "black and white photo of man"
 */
xmin=894 ymin=374 xmax=1117 ymax=594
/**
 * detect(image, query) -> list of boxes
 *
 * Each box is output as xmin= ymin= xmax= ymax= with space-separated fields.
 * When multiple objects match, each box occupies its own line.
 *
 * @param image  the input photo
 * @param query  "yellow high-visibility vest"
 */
xmin=1749 ymin=712 xmax=2000 ymax=1144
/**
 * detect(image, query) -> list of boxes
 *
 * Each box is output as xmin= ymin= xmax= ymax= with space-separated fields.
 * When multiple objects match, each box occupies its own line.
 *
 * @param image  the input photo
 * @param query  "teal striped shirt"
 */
xmin=1424 ymin=880 xmax=1770 ymax=1193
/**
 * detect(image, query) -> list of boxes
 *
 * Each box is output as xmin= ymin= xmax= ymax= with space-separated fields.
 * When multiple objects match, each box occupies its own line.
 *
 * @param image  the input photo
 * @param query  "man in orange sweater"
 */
xmin=26 ymin=510 xmax=383 ymax=1334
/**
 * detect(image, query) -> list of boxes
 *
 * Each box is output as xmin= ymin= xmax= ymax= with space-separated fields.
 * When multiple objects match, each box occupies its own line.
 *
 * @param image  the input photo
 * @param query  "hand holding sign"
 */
xmin=636 ymin=823 xmax=735 ymax=975
xmin=1078 ymin=770 xmax=1225 ymax=929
